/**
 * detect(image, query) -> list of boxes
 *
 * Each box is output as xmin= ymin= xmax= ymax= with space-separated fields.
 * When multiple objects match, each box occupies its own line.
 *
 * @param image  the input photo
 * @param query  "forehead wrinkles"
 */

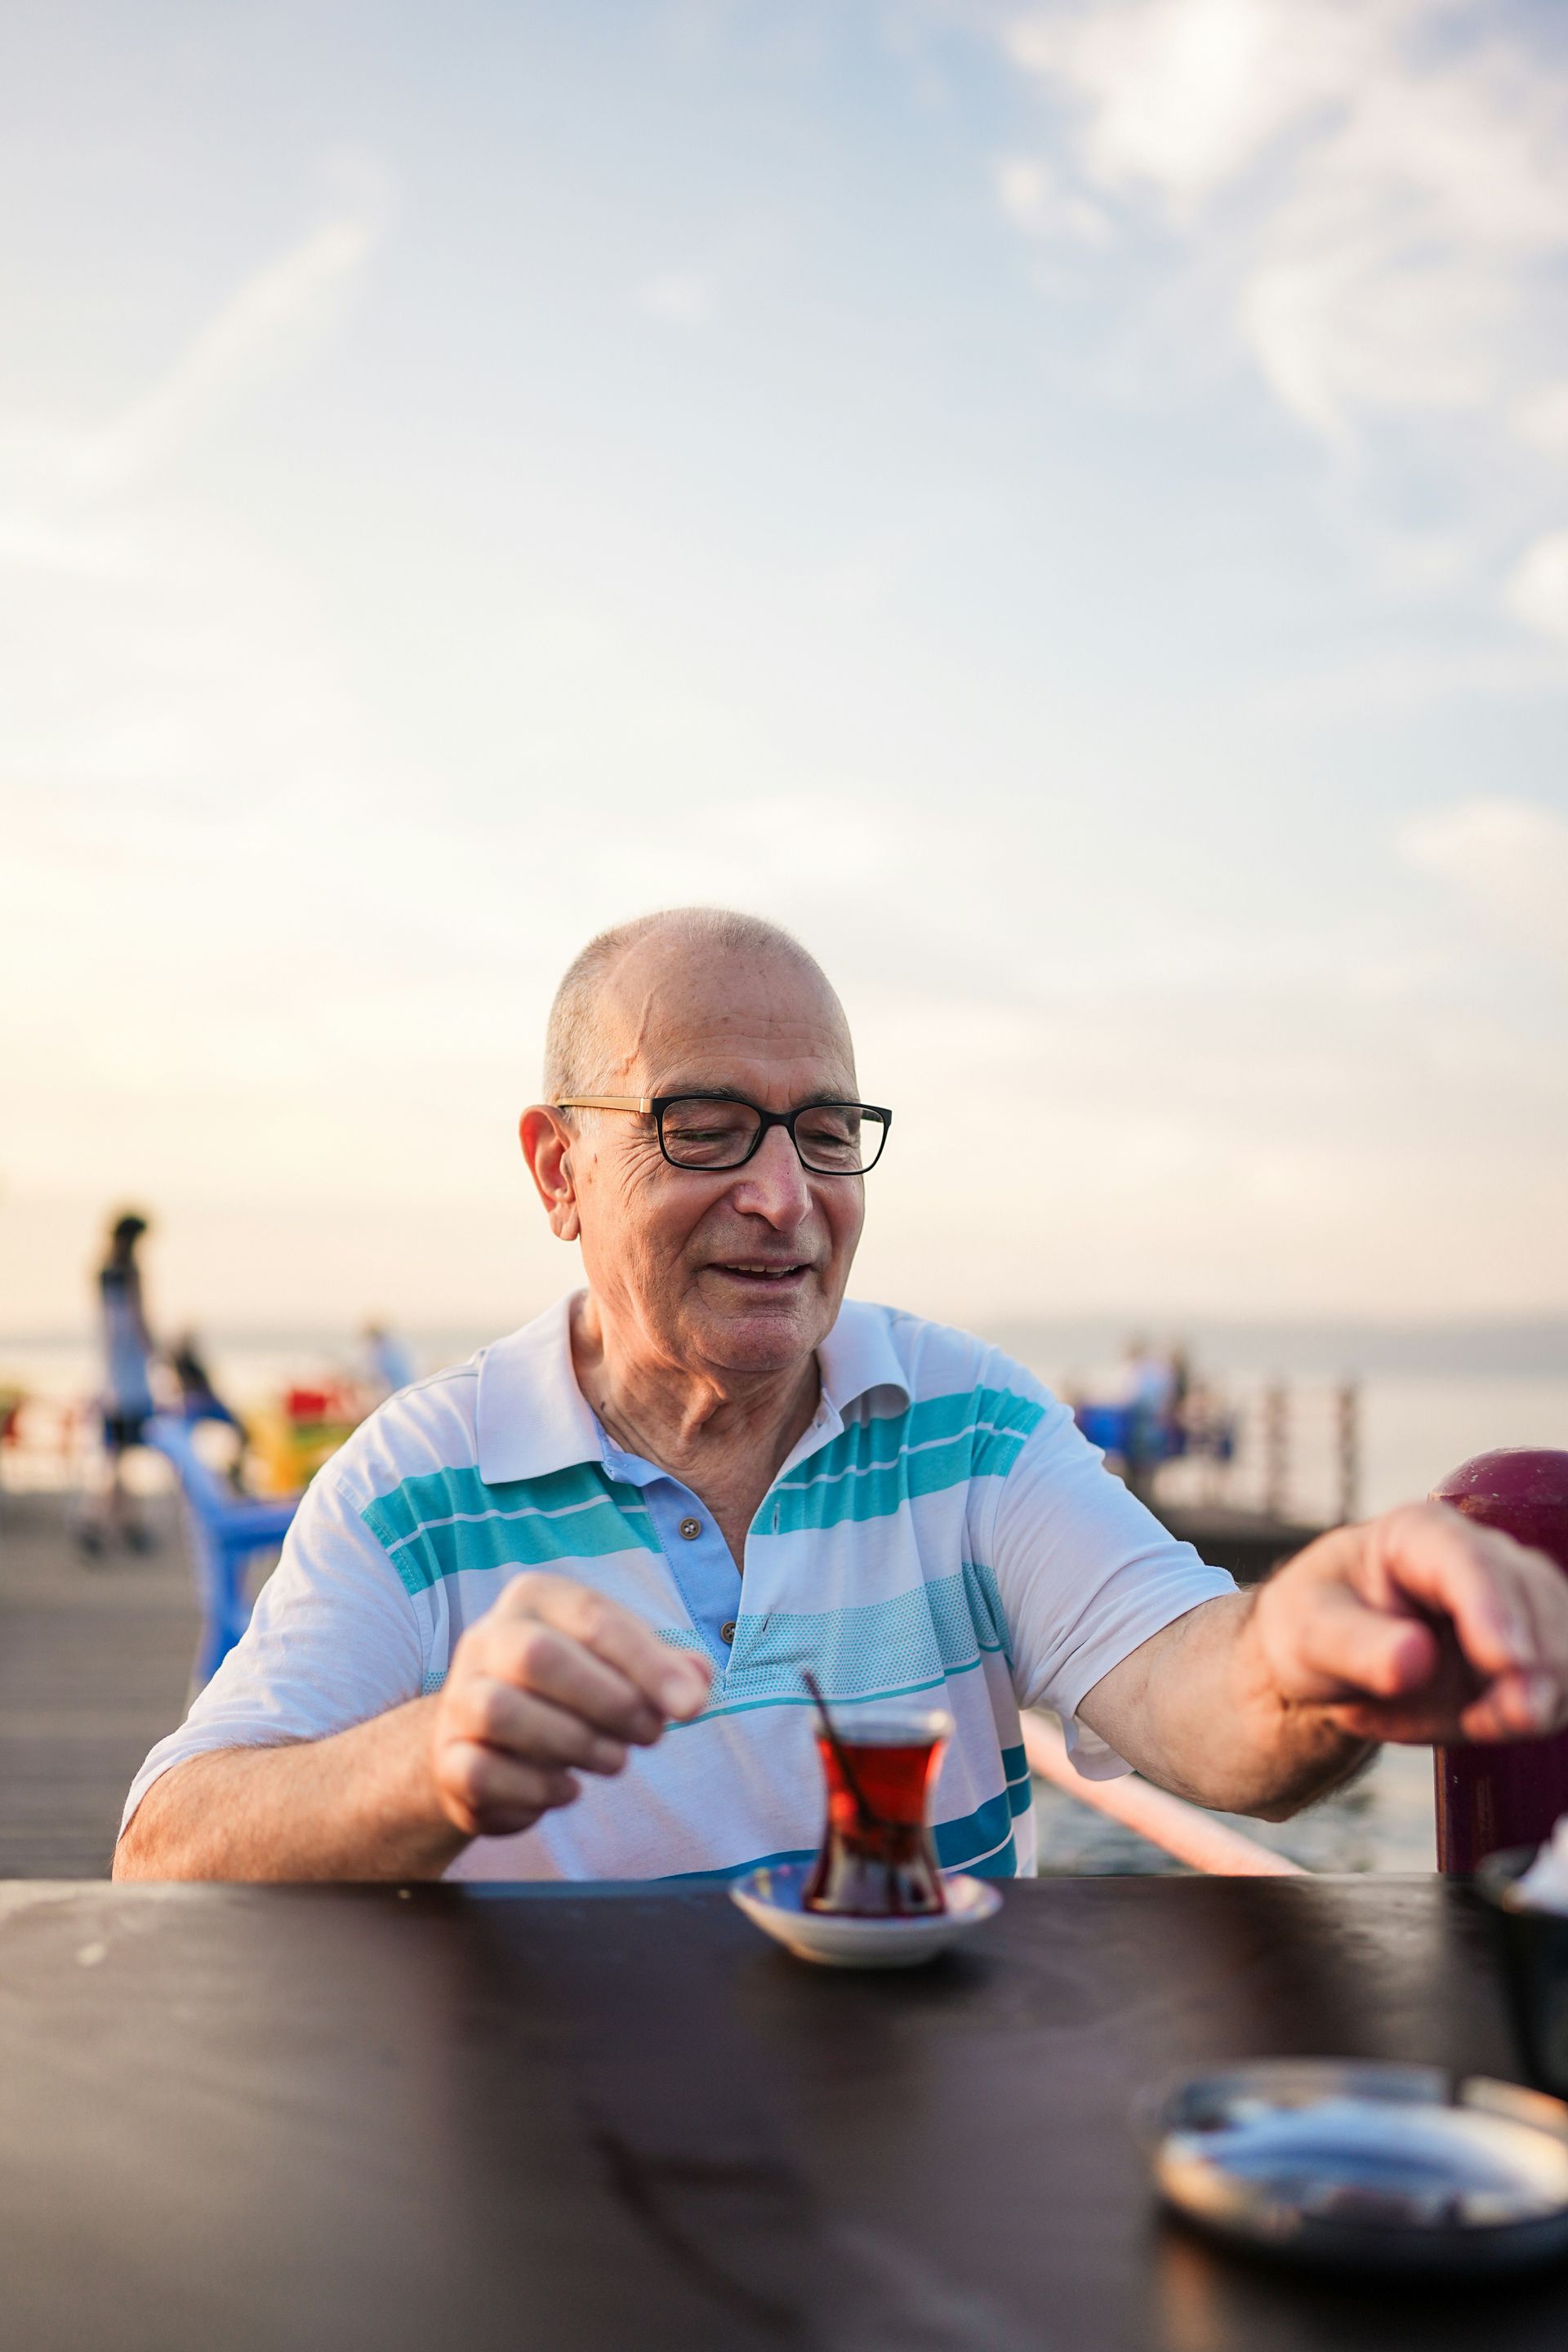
xmin=598 ymin=960 xmax=855 ymax=1089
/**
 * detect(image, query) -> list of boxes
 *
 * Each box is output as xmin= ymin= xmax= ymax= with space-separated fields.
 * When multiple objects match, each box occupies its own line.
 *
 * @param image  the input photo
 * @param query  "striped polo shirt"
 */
xmin=122 ymin=1294 xmax=1234 ymax=1882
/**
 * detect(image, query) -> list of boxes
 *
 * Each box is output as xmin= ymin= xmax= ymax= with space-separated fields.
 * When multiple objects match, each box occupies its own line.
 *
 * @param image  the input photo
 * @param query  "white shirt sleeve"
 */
xmin=984 ymin=1384 xmax=1237 ymax=1780
xmin=118 ymin=1466 xmax=425 ymax=1838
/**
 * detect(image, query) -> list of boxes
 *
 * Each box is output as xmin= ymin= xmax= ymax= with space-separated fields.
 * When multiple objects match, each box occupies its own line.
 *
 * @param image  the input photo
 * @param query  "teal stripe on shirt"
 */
xmin=659 ymin=1845 xmax=819 ymax=1884
xmin=661 ymin=1806 xmax=1019 ymax=1884
xmin=934 ymin=1789 xmax=1020 ymax=1877
xmin=768 ymin=1387 xmax=1045 ymax=1535
xmin=669 ymin=1560 xmax=1014 ymax=1716
xmin=361 ymin=1462 xmax=659 ymax=1598
xmin=1000 ymin=1741 xmax=1032 ymax=1818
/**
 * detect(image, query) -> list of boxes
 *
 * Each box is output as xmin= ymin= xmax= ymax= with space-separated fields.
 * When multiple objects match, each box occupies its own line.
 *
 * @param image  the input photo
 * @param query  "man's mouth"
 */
xmin=710 ymin=1262 xmax=811 ymax=1285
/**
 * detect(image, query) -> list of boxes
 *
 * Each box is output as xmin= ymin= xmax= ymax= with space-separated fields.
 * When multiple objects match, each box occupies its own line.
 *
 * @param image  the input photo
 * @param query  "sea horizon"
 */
xmin=7 ymin=1308 xmax=1568 ymax=1381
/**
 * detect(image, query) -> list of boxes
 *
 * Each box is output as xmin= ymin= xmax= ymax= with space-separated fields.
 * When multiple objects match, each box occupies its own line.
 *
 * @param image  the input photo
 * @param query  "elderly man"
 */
xmin=118 ymin=909 xmax=1568 ymax=1882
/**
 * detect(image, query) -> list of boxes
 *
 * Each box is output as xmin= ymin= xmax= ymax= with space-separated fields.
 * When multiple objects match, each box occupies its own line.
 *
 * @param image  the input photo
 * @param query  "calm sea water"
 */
xmin=1032 ymin=1735 xmax=1439 ymax=1875
xmin=5 ymin=1326 xmax=1561 ymax=1878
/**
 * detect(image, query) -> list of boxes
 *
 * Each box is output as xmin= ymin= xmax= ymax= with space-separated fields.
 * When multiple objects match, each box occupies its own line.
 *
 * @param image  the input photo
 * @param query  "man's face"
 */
xmin=557 ymin=942 xmax=866 ymax=1379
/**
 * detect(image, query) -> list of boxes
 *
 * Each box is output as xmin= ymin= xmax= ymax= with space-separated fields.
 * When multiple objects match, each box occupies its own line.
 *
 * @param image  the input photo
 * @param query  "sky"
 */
xmin=2 ymin=0 xmax=1566 ymax=1339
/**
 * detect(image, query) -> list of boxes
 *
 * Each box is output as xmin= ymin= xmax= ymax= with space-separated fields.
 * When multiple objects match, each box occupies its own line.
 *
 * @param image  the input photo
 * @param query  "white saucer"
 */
xmin=729 ymin=1861 xmax=1003 ymax=1969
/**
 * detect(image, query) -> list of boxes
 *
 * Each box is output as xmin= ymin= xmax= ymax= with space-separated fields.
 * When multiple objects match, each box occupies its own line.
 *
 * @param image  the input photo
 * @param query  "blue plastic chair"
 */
xmin=145 ymin=1415 xmax=300 ymax=1687
xmin=1074 ymin=1402 xmax=1135 ymax=1458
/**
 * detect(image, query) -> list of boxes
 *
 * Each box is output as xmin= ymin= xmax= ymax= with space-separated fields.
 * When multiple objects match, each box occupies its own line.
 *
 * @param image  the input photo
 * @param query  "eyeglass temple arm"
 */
xmin=554 ymin=1095 xmax=655 ymax=1114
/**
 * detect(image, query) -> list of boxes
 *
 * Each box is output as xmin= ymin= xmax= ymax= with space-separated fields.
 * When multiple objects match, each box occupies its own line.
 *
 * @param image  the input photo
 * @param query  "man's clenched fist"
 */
xmin=431 ymin=1573 xmax=712 ymax=1840
xmin=1247 ymin=1502 xmax=1568 ymax=1748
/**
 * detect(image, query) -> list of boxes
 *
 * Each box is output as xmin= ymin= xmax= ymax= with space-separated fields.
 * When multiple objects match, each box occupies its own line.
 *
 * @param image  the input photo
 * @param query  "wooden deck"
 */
xmin=0 ymin=1488 xmax=196 ymax=1878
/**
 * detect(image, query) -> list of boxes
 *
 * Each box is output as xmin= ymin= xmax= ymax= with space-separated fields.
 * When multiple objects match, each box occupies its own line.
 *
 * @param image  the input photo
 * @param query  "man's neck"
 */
xmin=568 ymin=1294 xmax=821 ymax=1500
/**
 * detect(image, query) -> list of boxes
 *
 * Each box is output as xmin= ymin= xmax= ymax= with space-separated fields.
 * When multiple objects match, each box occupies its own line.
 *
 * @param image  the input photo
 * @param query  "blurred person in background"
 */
xmin=362 ymin=1321 xmax=417 ymax=1400
xmin=81 ymin=1210 xmax=158 ymax=1557
xmin=172 ymin=1331 xmax=248 ymax=1487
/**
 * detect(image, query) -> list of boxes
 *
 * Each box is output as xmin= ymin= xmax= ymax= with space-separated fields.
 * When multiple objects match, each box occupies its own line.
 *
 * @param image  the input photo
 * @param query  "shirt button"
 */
xmin=719 ymin=1621 xmax=736 ymax=1646
xmin=679 ymin=1516 xmax=702 ymax=1541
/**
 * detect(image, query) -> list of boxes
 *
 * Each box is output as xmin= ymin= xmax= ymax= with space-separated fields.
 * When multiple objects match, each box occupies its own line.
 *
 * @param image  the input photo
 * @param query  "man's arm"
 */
xmin=1077 ymin=1504 xmax=1568 ymax=1818
xmin=114 ymin=1573 xmax=712 ymax=1881
xmin=115 ymin=1699 xmax=463 ymax=1881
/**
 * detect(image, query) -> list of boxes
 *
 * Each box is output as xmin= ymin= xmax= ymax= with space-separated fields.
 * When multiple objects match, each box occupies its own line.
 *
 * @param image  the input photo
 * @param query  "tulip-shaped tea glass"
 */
xmin=802 ymin=1702 xmax=953 ymax=1918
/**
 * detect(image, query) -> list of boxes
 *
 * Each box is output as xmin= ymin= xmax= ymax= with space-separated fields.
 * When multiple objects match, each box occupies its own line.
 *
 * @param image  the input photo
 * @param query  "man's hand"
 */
xmin=1247 ymin=1503 xmax=1568 ymax=1747
xmin=431 ymin=1573 xmax=712 ymax=1839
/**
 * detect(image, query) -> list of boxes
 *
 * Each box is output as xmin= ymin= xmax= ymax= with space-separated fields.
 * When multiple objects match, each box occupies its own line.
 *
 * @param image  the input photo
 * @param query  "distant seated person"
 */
xmin=1120 ymin=1336 xmax=1177 ymax=1422
xmin=117 ymin=910 xmax=1568 ymax=1885
xmin=361 ymin=1321 xmax=417 ymax=1400
xmin=171 ymin=1332 xmax=247 ymax=1483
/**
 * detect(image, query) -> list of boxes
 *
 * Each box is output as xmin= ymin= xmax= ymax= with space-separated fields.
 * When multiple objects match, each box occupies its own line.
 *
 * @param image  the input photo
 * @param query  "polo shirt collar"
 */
xmin=475 ymin=1293 xmax=600 ymax=1484
xmin=474 ymin=1290 xmax=911 ymax=1486
xmin=815 ymin=1296 xmax=911 ymax=1423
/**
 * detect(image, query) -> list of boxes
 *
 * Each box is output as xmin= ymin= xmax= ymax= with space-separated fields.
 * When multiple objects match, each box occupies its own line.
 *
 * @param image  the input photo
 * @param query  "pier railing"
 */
xmin=1023 ymin=1713 xmax=1307 ymax=1876
xmin=1152 ymin=1377 xmax=1361 ymax=1530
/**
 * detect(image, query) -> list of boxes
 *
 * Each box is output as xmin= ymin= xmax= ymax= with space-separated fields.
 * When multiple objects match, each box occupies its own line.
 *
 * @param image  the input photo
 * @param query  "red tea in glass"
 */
xmin=1432 ymin=1450 xmax=1568 ymax=1874
xmin=803 ymin=1704 xmax=952 ymax=1918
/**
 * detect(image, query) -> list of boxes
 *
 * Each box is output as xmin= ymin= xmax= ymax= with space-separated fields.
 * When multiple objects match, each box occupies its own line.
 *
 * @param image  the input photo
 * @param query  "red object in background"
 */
xmin=285 ymin=1388 xmax=332 ymax=1423
xmin=1432 ymin=1449 xmax=1568 ymax=1873
xmin=804 ymin=1721 xmax=949 ymax=1918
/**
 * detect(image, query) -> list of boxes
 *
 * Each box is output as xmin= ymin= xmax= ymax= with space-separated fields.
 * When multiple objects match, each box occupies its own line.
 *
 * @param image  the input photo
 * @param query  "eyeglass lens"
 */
xmin=660 ymin=1098 xmax=884 ymax=1172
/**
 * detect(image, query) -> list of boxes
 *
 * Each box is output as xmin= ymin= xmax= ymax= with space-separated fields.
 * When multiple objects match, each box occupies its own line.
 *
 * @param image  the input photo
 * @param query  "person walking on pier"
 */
xmin=82 ymin=1210 xmax=158 ymax=1557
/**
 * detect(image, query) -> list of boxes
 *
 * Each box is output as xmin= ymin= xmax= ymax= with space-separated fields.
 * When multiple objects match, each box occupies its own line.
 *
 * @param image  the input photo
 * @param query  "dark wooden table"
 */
xmin=2 ymin=1876 xmax=1564 ymax=2350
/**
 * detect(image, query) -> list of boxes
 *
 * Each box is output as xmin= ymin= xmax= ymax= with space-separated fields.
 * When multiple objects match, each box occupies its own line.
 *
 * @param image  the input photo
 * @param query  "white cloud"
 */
xmin=1399 ymin=797 xmax=1568 ymax=968
xmin=0 ymin=164 xmax=393 ymax=854
xmin=76 ymin=205 xmax=382 ymax=489
xmin=1512 ymin=383 xmax=1568 ymax=458
xmin=1505 ymin=531 xmax=1568 ymax=648
xmin=998 ymin=0 xmax=1568 ymax=626
xmin=992 ymin=155 xmax=1111 ymax=244
xmin=1004 ymin=0 xmax=1568 ymax=434
xmin=635 ymin=268 xmax=715 ymax=325
xmin=1007 ymin=0 xmax=1370 ymax=213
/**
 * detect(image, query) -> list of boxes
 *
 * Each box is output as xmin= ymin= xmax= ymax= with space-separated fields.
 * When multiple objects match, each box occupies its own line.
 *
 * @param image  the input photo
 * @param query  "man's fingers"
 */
xmin=1361 ymin=1505 xmax=1543 ymax=1681
xmin=478 ymin=1618 xmax=679 ymax=1745
xmin=434 ymin=1575 xmax=715 ymax=1845
xmin=1278 ymin=1577 xmax=1438 ymax=1704
xmin=1257 ymin=1503 xmax=1568 ymax=1749
xmin=1459 ymin=1670 xmax=1565 ymax=1744
xmin=451 ymin=1676 xmax=629 ymax=1775
xmin=493 ymin=1573 xmax=712 ymax=1720
xmin=435 ymin=1740 xmax=581 ymax=1838
xmin=1512 ymin=1566 xmax=1568 ymax=1706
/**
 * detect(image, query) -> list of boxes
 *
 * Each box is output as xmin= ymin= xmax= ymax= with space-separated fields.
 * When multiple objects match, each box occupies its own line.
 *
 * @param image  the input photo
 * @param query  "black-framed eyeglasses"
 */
xmin=555 ymin=1094 xmax=892 ymax=1174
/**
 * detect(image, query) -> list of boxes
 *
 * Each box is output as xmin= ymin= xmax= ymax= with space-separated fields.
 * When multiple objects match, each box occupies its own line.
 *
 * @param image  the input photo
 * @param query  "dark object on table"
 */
xmin=1477 ymin=1847 xmax=1568 ymax=2101
xmin=1432 ymin=1450 xmax=1568 ymax=1873
xmin=1145 ymin=2059 xmax=1568 ymax=2276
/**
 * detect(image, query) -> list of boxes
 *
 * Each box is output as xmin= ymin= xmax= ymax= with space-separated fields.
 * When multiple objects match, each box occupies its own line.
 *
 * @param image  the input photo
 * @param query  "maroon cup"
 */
xmin=1432 ymin=1450 xmax=1568 ymax=1874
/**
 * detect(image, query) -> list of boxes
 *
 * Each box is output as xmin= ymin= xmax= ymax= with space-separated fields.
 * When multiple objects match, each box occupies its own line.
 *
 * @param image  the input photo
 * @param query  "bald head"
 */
xmin=523 ymin=906 xmax=867 ymax=1379
xmin=542 ymin=907 xmax=852 ymax=1102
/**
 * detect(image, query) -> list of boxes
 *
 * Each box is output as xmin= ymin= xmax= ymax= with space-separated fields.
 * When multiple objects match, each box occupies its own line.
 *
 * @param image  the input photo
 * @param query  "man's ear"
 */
xmin=519 ymin=1107 xmax=581 ymax=1243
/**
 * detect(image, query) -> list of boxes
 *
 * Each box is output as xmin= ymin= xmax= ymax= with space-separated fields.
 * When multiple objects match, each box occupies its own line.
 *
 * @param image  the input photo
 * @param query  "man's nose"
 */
xmin=730 ymin=1124 xmax=813 ymax=1225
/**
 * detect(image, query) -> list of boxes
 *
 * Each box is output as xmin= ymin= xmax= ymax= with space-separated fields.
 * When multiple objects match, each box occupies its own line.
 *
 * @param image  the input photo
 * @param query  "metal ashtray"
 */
xmin=1144 ymin=2060 xmax=1568 ymax=2275
xmin=1476 ymin=1849 xmax=1568 ymax=2101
